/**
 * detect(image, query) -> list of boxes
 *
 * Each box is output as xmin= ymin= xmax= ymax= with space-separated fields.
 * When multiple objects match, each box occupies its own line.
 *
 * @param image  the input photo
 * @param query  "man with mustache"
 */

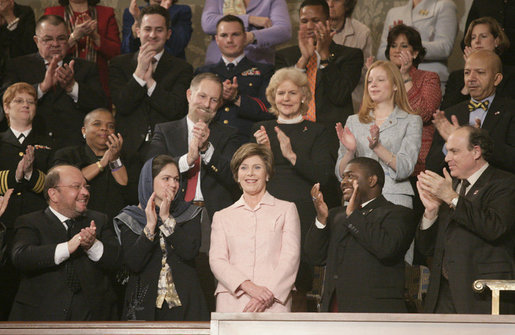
xmin=9 ymin=165 xmax=121 ymax=320
xmin=1 ymin=14 xmax=107 ymax=149
xmin=305 ymin=157 xmax=416 ymax=312
xmin=146 ymin=72 xmax=240 ymax=311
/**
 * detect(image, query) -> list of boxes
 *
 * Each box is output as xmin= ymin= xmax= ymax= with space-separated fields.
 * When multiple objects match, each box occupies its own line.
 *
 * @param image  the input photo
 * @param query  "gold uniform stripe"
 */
xmin=0 ymin=170 xmax=8 ymax=194
xmin=33 ymin=170 xmax=46 ymax=193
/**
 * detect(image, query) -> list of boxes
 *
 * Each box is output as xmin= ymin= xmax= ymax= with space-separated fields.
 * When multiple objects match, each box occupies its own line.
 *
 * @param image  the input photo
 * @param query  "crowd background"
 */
xmin=18 ymin=0 xmax=474 ymax=72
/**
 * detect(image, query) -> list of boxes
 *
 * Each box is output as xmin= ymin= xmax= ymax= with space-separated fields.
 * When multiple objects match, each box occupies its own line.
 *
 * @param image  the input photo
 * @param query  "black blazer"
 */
xmin=195 ymin=56 xmax=275 ymax=143
xmin=416 ymin=166 xmax=515 ymax=313
xmin=305 ymin=195 xmax=416 ymax=312
xmin=1 ymin=53 xmax=107 ymax=149
xmin=275 ymin=42 xmax=363 ymax=154
xmin=426 ymin=95 xmax=515 ymax=174
xmin=145 ymin=117 xmax=240 ymax=220
xmin=0 ymin=129 xmax=53 ymax=233
xmin=9 ymin=208 xmax=121 ymax=320
xmin=109 ymin=51 xmax=193 ymax=158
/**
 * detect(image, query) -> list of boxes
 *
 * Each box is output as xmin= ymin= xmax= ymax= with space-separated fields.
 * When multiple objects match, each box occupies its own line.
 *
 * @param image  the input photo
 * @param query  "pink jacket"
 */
xmin=209 ymin=192 xmax=300 ymax=312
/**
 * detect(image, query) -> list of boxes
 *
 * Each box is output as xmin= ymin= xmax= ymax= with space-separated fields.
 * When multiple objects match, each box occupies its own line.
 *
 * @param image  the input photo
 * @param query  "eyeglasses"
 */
xmin=11 ymin=98 xmax=36 ymax=106
xmin=54 ymin=184 xmax=91 ymax=191
xmin=37 ymin=35 xmax=69 ymax=44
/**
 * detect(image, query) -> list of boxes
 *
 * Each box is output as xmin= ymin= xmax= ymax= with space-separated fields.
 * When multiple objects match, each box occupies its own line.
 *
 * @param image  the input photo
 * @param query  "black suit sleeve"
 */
xmin=205 ymin=126 xmax=240 ymax=190
xmin=440 ymin=70 xmax=468 ymax=110
xmin=145 ymin=123 xmax=173 ymax=161
xmin=75 ymin=59 xmax=108 ymax=112
xmin=119 ymin=223 xmax=158 ymax=273
xmin=94 ymin=213 xmax=122 ymax=270
xmin=109 ymin=56 xmax=148 ymax=117
xmin=345 ymin=206 xmax=416 ymax=262
xmin=164 ymin=216 xmax=201 ymax=261
xmin=304 ymin=219 xmax=330 ymax=266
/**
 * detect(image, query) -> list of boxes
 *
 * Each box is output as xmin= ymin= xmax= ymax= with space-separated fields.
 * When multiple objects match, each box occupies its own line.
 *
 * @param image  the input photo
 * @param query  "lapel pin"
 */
xmin=473 ymin=190 xmax=479 ymax=195
xmin=303 ymin=126 xmax=308 ymax=132
xmin=494 ymin=111 xmax=500 ymax=115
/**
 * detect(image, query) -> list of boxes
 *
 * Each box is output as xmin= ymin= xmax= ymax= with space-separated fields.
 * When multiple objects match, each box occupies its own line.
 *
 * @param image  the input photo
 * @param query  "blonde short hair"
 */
xmin=230 ymin=143 xmax=274 ymax=182
xmin=2 ymin=82 xmax=37 ymax=125
xmin=358 ymin=61 xmax=414 ymax=124
xmin=464 ymin=17 xmax=510 ymax=56
xmin=266 ymin=67 xmax=311 ymax=116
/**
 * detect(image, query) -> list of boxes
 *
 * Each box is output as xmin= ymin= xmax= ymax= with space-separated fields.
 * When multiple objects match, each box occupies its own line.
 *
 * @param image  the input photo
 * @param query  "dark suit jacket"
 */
xmin=275 ymin=42 xmax=363 ymax=154
xmin=426 ymin=95 xmax=515 ymax=174
xmin=1 ymin=54 xmax=107 ymax=149
xmin=109 ymin=51 xmax=193 ymax=158
xmin=0 ymin=129 xmax=53 ymax=233
xmin=195 ymin=56 xmax=275 ymax=143
xmin=9 ymin=208 xmax=121 ymax=320
xmin=305 ymin=195 xmax=416 ymax=312
xmin=145 ymin=117 xmax=240 ymax=221
xmin=416 ymin=166 xmax=515 ymax=313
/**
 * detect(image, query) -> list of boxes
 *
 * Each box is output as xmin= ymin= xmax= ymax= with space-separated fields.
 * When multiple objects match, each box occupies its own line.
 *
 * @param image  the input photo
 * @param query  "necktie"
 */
xmin=184 ymin=157 xmax=200 ymax=202
xmin=17 ymin=133 xmax=25 ymax=144
xmin=226 ymin=63 xmax=235 ymax=72
xmin=458 ymin=179 xmax=470 ymax=198
xmin=151 ymin=57 xmax=158 ymax=73
xmin=304 ymin=55 xmax=317 ymax=122
xmin=468 ymin=99 xmax=489 ymax=112
xmin=64 ymin=219 xmax=81 ymax=293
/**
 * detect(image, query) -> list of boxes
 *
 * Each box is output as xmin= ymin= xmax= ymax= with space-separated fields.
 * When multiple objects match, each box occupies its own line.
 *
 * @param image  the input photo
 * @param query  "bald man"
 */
xmin=427 ymin=49 xmax=515 ymax=174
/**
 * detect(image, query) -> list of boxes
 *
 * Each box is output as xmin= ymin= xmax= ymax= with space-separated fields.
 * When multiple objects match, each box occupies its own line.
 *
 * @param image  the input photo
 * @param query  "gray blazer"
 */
xmin=335 ymin=107 xmax=422 ymax=207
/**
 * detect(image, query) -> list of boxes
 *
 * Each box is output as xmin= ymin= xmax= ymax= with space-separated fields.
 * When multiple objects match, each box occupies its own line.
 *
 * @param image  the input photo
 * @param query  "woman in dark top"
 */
xmin=114 ymin=155 xmax=208 ymax=321
xmin=441 ymin=16 xmax=512 ymax=109
xmin=53 ymin=108 xmax=130 ymax=222
xmin=252 ymin=67 xmax=333 ymax=310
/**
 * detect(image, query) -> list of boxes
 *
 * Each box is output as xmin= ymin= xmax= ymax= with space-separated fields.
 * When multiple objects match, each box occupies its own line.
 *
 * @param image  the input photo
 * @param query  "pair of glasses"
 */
xmin=11 ymin=98 xmax=36 ymax=105
xmin=37 ymin=35 xmax=69 ymax=44
xmin=54 ymin=184 xmax=91 ymax=191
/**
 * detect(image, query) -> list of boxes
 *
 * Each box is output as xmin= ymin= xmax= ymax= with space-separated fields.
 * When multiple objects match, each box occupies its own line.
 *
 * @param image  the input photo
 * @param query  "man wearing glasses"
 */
xmin=9 ymin=165 xmax=121 ymax=320
xmin=1 ymin=15 xmax=107 ymax=149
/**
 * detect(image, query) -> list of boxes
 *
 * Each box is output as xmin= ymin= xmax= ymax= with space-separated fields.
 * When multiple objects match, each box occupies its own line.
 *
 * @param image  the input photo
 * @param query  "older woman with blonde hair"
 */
xmin=210 ymin=143 xmax=300 ymax=312
xmin=252 ymin=67 xmax=333 ymax=310
xmin=336 ymin=61 xmax=422 ymax=209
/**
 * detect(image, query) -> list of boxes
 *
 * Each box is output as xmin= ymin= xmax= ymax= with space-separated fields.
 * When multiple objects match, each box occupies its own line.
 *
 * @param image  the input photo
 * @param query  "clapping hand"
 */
xmin=253 ymin=125 xmax=270 ymax=149
xmin=417 ymin=169 xmax=457 ymax=205
xmin=0 ymin=189 xmax=13 ymax=217
xmin=275 ymin=126 xmax=296 ymax=165
xmin=432 ymin=110 xmax=460 ymax=141
xmin=311 ymin=183 xmax=328 ymax=225
xmin=79 ymin=220 xmax=97 ymax=250
xmin=345 ymin=180 xmax=360 ymax=216
xmin=367 ymin=125 xmax=380 ymax=149
xmin=55 ymin=60 xmax=76 ymax=93
xmin=335 ymin=122 xmax=357 ymax=152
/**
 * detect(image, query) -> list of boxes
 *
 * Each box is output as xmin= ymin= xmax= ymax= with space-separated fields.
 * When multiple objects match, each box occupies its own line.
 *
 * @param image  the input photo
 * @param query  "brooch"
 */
xmin=419 ymin=9 xmax=428 ymax=16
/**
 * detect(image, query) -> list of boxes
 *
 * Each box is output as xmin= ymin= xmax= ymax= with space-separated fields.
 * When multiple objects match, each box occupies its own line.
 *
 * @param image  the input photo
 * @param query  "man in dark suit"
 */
xmin=195 ymin=14 xmax=274 ymax=143
xmin=275 ymin=0 xmax=362 ymax=154
xmin=427 ymin=50 xmax=515 ymax=174
xmin=109 ymin=4 xmax=192 ymax=163
xmin=9 ymin=165 xmax=121 ymax=320
xmin=305 ymin=157 xmax=416 ymax=312
xmin=146 ymin=72 xmax=240 ymax=311
xmin=417 ymin=126 xmax=515 ymax=314
xmin=1 ymin=15 xmax=107 ymax=150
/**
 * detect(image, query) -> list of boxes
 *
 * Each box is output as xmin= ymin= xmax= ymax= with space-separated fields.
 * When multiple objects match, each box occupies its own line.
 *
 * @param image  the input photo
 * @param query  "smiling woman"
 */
xmin=210 ymin=143 xmax=300 ymax=313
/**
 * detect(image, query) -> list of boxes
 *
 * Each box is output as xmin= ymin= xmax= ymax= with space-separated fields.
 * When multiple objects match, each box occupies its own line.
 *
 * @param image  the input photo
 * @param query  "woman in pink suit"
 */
xmin=209 ymin=143 xmax=301 ymax=312
xmin=45 ymin=0 xmax=121 ymax=97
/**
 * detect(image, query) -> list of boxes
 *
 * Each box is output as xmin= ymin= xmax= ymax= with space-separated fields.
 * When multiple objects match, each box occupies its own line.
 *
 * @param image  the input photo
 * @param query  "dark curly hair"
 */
xmin=386 ymin=24 xmax=427 ymax=67
xmin=462 ymin=126 xmax=494 ymax=162
xmin=58 ymin=0 xmax=100 ymax=6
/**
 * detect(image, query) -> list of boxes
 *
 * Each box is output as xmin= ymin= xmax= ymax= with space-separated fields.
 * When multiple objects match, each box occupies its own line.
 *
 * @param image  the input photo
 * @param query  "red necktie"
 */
xmin=184 ymin=157 xmax=200 ymax=202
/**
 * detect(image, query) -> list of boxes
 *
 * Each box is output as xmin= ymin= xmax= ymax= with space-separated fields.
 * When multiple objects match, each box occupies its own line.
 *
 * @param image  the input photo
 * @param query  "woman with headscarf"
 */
xmin=114 ymin=155 xmax=208 ymax=321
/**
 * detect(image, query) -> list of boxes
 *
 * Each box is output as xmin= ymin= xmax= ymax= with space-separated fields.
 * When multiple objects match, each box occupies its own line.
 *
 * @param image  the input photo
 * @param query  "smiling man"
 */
xmin=427 ymin=49 xmax=515 ymax=174
xmin=109 ymin=4 xmax=192 ymax=171
xmin=145 ymin=72 xmax=240 ymax=311
xmin=9 ymin=165 xmax=121 ymax=320
xmin=305 ymin=157 xmax=416 ymax=312
xmin=195 ymin=15 xmax=275 ymax=144
xmin=1 ymin=15 xmax=107 ymax=150
xmin=417 ymin=126 xmax=515 ymax=314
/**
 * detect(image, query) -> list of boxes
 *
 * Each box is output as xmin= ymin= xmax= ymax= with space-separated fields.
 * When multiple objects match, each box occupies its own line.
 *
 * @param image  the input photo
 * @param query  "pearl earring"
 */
xmin=83 ymin=133 xmax=86 ymax=139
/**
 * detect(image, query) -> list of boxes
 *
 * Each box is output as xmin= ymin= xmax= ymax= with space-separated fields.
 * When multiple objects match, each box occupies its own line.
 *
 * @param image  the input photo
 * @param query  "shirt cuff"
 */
xmin=132 ymin=73 xmax=146 ymax=87
xmin=37 ymin=84 xmax=45 ymax=99
xmin=67 ymin=82 xmax=79 ymax=102
xmin=420 ymin=215 xmax=438 ymax=230
xmin=146 ymin=81 xmax=156 ymax=96
xmin=178 ymin=154 xmax=193 ymax=173
xmin=24 ymin=171 xmax=33 ymax=181
xmin=159 ymin=217 xmax=177 ymax=237
xmin=86 ymin=239 xmax=104 ymax=262
xmin=55 ymin=242 xmax=70 ymax=265
xmin=201 ymin=142 xmax=214 ymax=164
xmin=315 ymin=218 xmax=326 ymax=229
xmin=7 ymin=17 xmax=20 ymax=31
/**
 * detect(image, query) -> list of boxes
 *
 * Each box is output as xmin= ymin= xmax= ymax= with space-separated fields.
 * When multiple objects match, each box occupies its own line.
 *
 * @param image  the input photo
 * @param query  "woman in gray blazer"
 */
xmin=335 ymin=60 xmax=422 ymax=209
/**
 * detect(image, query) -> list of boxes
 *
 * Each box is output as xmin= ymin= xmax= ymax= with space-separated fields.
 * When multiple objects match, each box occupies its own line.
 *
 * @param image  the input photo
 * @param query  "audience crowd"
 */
xmin=0 ymin=0 xmax=514 ymax=322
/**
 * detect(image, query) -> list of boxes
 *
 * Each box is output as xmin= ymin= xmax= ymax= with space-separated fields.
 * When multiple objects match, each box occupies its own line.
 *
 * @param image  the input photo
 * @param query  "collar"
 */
xmin=48 ymin=206 xmax=72 ymax=224
xmin=10 ymin=127 xmax=31 ymax=139
xmin=465 ymin=162 xmax=489 ymax=189
xmin=336 ymin=17 xmax=353 ymax=37
xmin=360 ymin=196 xmax=378 ymax=209
xmin=186 ymin=115 xmax=195 ymax=134
xmin=222 ymin=54 xmax=245 ymax=67
xmin=277 ymin=114 xmax=304 ymax=124
xmin=153 ymin=49 xmax=165 ymax=63
xmin=233 ymin=191 xmax=275 ymax=209
xmin=471 ymin=94 xmax=495 ymax=110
